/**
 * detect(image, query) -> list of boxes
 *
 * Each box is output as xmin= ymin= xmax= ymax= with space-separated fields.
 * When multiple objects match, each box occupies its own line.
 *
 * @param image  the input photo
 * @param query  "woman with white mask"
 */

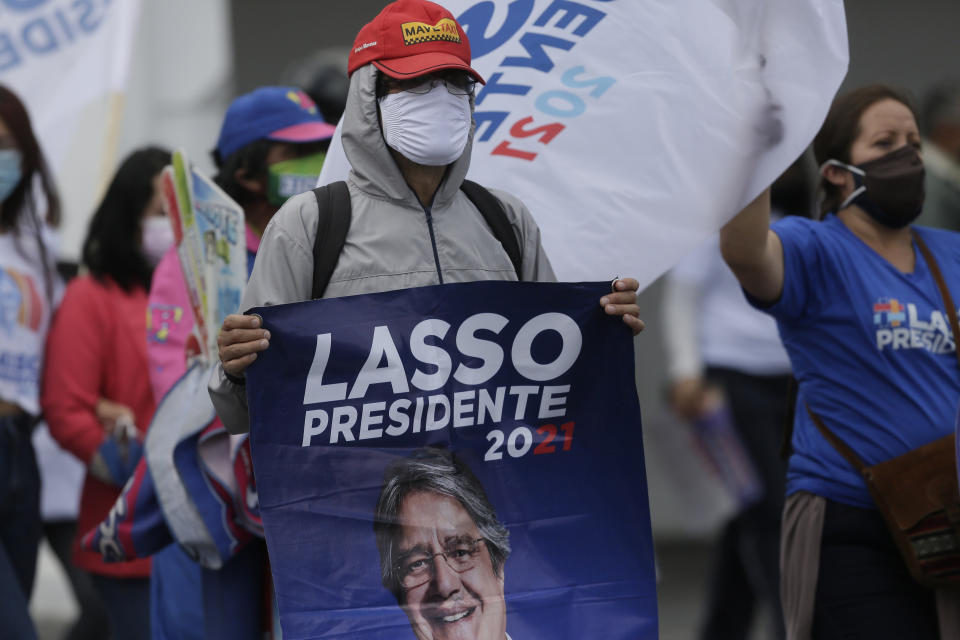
xmin=43 ymin=146 xmax=173 ymax=640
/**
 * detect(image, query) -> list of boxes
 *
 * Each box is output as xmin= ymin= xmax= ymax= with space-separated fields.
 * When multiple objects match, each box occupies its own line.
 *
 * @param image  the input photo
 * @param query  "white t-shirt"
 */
xmin=663 ymin=230 xmax=791 ymax=378
xmin=0 ymin=223 xmax=62 ymax=415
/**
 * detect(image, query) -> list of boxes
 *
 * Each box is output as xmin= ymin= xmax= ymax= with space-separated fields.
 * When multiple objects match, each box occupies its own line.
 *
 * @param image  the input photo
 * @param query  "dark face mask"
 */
xmin=826 ymin=145 xmax=926 ymax=228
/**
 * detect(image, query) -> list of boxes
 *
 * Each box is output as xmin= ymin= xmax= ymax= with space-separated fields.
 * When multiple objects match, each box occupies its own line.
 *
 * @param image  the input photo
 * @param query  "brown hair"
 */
xmin=813 ymin=85 xmax=919 ymax=217
xmin=0 ymin=85 xmax=61 ymax=304
xmin=0 ymin=85 xmax=60 ymax=230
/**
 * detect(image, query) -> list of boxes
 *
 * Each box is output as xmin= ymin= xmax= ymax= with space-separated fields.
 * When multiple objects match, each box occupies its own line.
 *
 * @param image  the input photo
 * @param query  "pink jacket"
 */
xmin=147 ymin=226 xmax=261 ymax=401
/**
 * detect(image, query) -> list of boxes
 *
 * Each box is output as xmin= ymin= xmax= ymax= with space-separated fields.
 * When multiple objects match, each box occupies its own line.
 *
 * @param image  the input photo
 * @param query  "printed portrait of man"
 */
xmin=374 ymin=447 xmax=512 ymax=640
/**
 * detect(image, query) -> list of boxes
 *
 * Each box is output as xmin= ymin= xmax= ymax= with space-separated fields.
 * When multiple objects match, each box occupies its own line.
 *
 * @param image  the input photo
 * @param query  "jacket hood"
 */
xmin=341 ymin=64 xmax=476 ymax=209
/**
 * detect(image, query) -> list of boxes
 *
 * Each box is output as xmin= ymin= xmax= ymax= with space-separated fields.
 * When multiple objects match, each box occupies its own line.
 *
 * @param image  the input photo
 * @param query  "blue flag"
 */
xmin=246 ymin=281 xmax=658 ymax=639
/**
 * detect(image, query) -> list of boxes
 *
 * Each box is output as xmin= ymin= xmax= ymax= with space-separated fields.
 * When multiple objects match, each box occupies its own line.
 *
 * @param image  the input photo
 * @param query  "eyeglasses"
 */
xmin=396 ymin=537 xmax=486 ymax=590
xmin=380 ymin=70 xmax=477 ymax=97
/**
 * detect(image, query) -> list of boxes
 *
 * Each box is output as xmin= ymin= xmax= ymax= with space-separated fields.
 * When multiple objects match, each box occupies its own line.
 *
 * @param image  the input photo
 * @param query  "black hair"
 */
xmin=212 ymin=139 xmax=272 ymax=207
xmin=376 ymin=72 xmax=394 ymax=100
xmin=82 ymin=146 xmax=171 ymax=291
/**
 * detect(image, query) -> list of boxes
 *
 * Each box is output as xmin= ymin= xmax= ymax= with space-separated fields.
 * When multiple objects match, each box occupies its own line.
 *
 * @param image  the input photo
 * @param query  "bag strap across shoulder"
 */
xmin=805 ymin=404 xmax=868 ymax=473
xmin=808 ymin=231 xmax=960 ymax=473
xmin=311 ymin=182 xmax=352 ymax=300
xmin=460 ymin=179 xmax=523 ymax=278
xmin=913 ymin=231 xmax=960 ymax=371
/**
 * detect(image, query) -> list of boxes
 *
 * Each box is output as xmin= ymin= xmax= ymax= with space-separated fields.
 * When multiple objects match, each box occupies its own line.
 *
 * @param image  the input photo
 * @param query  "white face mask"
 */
xmin=378 ymin=83 xmax=472 ymax=167
xmin=142 ymin=216 xmax=175 ymax=266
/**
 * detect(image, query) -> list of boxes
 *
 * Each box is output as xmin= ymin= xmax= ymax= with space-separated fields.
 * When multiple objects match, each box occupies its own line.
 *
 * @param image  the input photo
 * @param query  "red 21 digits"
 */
xmin=485 ymin=421 xmax=575 ymax=461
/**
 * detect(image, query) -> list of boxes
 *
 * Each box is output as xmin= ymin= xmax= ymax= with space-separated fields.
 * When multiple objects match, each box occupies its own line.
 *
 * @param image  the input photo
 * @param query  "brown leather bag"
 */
xmin=806 ymin=232 xmax=960 ymax=590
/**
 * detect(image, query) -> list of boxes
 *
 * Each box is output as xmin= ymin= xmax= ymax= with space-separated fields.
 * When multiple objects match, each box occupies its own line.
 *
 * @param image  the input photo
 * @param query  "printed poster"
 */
xmin=165 ymin=149 xmax=246 ymax=361
xmin=246 ymin=280 xmax=658 ymax=639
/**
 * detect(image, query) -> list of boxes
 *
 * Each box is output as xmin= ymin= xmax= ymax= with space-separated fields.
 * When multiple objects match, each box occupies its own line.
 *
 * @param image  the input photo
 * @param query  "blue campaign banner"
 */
xmin=246 ymin=281 xmax=658 ymax=640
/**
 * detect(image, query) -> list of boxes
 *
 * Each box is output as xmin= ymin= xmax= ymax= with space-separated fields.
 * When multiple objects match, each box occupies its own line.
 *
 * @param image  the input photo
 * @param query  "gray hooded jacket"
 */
xmin=210 ymin=64 xmax=556 ymax=434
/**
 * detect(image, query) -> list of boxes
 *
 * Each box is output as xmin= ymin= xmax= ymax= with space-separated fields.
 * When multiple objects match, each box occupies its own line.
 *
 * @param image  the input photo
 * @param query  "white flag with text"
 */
xmin=0 ymin=0 xmax=141 ymax=258
xmin=319 ymin=0 xmax=849 ymax=287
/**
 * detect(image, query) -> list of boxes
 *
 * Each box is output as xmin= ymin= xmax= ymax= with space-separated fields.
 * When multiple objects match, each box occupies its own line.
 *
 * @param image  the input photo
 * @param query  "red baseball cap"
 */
xmin=347 ymin=0 xmax=485 ymax=84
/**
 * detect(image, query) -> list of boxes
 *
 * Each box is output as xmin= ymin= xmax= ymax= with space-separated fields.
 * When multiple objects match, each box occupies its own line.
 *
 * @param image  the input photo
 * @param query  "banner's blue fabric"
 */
xmin=246 ymin=281 xmax=658 ymax=639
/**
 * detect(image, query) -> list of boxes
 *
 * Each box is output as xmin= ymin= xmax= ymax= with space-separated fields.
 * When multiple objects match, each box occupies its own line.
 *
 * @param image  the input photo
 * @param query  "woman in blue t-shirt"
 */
xmin=721 ymin=85 xmax=960 ymax=639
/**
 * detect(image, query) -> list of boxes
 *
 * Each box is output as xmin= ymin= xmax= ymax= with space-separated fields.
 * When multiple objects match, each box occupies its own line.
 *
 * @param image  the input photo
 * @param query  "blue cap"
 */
xmin=215 ymin=86 xmax=337 ymax=159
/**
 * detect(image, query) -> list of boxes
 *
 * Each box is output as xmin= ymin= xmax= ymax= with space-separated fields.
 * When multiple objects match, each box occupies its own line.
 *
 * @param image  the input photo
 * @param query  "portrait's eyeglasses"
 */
xmin=381 ymin=70 xmax=477 ymax=97
xmin=396 ymin=537 xmax=486 ymax=590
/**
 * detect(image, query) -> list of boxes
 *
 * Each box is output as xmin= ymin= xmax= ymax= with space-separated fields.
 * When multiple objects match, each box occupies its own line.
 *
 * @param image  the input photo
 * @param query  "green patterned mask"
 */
xmin=267 ymin=152 xmax=326 ymax=207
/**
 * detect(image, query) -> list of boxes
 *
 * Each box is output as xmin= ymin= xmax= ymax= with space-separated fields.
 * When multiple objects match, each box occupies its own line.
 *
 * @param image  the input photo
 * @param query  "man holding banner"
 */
xmin=209 ymin=0 xmax=643 ymax=433
xmin=207 ymin=2 xmax=648 ymax=638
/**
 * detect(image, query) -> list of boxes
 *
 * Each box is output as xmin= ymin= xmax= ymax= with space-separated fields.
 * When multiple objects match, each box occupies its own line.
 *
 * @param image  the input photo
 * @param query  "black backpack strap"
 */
xmin=311 ymin=181 xmax=352 ymax=299
xmin=460 ymin=180 xmax=523 ymax=279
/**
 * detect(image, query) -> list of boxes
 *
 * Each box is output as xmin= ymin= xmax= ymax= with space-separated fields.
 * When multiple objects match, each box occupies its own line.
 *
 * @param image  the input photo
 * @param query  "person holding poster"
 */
xmin=43 ymin=147 xmax=172 ymax=640
xmin=0 ymin=84 xmax=62 ymax=640
xmin=210 ymin=0 xmax=642 ymax=433
xmin=721 ymin=85 xmax=960 ymax=639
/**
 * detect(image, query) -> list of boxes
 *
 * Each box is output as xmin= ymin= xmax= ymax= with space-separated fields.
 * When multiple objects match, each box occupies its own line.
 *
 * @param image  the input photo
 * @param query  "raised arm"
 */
xmin=719 ymin=188 xmax=785 ymax=304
